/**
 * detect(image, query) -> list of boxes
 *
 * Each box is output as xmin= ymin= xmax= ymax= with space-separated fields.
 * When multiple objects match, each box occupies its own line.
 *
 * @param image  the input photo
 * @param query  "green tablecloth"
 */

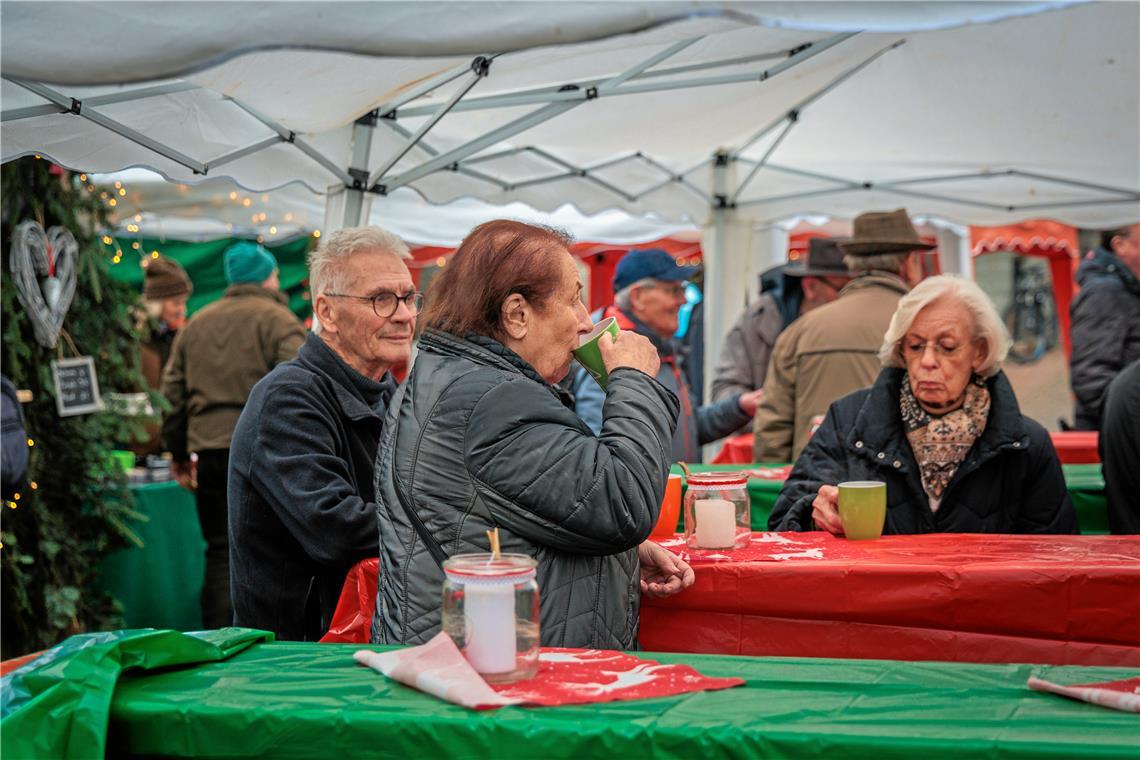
xmin=672 ymin=463 xmax=1108 ymax=534
xmin=98 ymin=481 xmax=205 ymax=630
xmin=100 ymin=639 xmax=1139 ymax=758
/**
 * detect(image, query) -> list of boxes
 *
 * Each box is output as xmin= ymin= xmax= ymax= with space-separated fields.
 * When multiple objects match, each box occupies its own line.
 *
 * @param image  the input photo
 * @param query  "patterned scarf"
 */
xmin=899 ymin=374 xmax=990 ymax=509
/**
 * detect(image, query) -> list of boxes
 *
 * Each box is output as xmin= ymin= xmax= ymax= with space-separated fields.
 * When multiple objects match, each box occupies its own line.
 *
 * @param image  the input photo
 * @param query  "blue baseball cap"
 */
xmin=613 ymin=248 xmax=699 ymax=292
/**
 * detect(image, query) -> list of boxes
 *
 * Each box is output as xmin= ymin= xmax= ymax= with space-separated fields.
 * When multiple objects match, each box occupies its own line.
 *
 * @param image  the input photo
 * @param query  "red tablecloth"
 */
xmin=715 ymin=431 xmax=1100 ymax=465
xmin=324 ymin=534 xmax=1140 ymax=667
xmin=641 ymin=533 xmax=1140 ymax=667
xmin=1050 ymin=430 xmax=1100 ymax=464
xmin=710 ymin=433 xmax=754 ymax=464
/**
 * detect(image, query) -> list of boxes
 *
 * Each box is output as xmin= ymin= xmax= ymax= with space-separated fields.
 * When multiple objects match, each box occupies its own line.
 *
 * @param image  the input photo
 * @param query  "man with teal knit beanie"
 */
xmin=162 ymin=239 xmax=305 ymax=628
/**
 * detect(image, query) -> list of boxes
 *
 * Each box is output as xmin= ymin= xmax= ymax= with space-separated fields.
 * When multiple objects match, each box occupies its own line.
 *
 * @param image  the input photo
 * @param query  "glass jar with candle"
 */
xmin=441 ymin=553 xmax=540 ymax=683
xmin=683 ymin=471 xmax=749 ymax=551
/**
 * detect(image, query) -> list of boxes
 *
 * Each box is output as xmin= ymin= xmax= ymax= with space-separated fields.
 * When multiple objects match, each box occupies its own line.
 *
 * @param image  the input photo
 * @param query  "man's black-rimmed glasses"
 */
xmin=325 ymin=291 xmax=424 ymax=318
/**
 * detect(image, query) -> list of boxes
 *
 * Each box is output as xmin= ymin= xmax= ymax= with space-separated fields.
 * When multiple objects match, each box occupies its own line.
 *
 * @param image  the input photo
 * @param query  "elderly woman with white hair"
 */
xmin=769 ymin=275 xmax=1077 ymax=535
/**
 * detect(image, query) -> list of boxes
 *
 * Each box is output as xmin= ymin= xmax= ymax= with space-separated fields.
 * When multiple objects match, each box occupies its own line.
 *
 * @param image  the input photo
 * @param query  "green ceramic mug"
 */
xmin=572 ymin=317 xmax=620 ymax=389
xmin=837 ymin=481 xmax=887 ymax=540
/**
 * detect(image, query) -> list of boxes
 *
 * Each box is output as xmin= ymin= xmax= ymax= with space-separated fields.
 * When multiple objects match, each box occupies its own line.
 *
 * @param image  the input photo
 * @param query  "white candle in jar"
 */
xmin=463 ymin=581 xmax=517 ymax=675
xmin=694 ymin=498 xmax=737 ymax=548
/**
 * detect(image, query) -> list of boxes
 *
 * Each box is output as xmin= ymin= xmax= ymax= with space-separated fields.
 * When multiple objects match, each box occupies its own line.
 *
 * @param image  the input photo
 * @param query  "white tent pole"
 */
xmin=7 ymin=78 xmax=206 ymax=173
xmin=935 ymin=226 xmax=972 ymax=277
xmin=378 ymin=119 xmax=509 ymax=190
xmin=703 ymin=150 xmax=731 ymax=405
xmin=367 ymin=57 xmax=491 ymax=187
xmin=340 ymin=112 xmax=376 ymax=229
xmin=228 ymin=98 xmax=353 ymax=185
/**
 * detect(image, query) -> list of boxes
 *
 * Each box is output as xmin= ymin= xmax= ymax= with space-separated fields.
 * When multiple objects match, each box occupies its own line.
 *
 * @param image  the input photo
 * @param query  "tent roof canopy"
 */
xmin=3 ymin=1 xmax=1137 ymax=228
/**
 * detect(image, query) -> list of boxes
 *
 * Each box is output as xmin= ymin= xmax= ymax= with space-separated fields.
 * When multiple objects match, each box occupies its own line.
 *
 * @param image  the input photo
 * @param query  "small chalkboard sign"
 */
xmin=51 ymin=356 xmax=104 ymax=417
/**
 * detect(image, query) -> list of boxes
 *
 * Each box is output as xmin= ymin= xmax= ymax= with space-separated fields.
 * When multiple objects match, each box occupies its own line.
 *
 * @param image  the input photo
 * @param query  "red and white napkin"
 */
xmin=1028 ymin=676 xmax=1140 ymax=713
xmin=354 ymin=632 xmax=744 ymax=711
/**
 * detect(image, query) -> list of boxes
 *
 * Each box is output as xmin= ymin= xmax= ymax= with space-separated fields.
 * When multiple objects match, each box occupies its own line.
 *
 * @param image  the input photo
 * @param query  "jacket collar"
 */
xmin=223 ymin=282 xmax=291 ymax=306
xmin=419 ymin=329 xmax=575 ymax=407
xmin=839 ymin=271 xmax=910 ymax=299
xmin=1079 ymin=246 xmax=1140 ymax=295
xmin=848 ymin=367 xmax=1028 ymax=476
xmin=300 ymin=333 xmax=395 ymax=421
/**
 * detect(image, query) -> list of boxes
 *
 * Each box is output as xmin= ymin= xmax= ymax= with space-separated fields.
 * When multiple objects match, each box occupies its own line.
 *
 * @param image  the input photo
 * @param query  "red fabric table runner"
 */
xmin=716 ymin=431 xmax=1100 ymax=465
xmin=641 ymin=533 xmax=1140 ymax=666
xmin=325 ymin=534 xmax=1140 ymax=667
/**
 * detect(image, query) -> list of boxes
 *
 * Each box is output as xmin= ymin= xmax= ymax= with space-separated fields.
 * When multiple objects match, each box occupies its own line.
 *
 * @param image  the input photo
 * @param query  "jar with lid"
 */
xmin=683 ymin=471 xmax=750 ymax=550
xmin=441 ymin=553 xmax=540 ymax=683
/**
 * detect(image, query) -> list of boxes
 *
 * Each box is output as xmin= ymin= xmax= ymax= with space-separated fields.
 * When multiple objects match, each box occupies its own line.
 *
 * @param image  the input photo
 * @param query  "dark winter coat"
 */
xmin=770 ymin=368 xmax=1077 ymax=535
xmin=229 ymin=333 xmax=396 ymax=641
xmin=1069 ymin=247 xmax=1140 ymax=430
xmin=371 ymin=329 xmax=679 ymax=650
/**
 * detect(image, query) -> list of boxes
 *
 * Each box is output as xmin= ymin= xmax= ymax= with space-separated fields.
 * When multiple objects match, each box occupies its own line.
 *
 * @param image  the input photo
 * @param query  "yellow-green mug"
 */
xmin=837 ymin=481 xmax=886 ymax=540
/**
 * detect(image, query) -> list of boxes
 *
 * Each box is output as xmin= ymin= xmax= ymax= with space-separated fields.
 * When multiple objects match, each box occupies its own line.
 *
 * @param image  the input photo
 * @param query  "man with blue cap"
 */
xmin=570 ymin=248 xmax=762 ymax=462
xmin=162 ymin=240 xmax=305 ymax=628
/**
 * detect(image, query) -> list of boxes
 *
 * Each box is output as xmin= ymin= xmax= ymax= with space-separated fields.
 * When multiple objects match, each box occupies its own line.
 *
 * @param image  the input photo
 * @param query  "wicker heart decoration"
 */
xmin=9 ymin=220 xmax=78 ymax=348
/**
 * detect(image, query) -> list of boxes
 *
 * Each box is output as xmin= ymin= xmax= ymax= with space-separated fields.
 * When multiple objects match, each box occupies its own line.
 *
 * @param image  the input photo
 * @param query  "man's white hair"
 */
xmin=878 ymin=274 xmax=1011 ymax=377
xmin=308 ymin=226 xmax=410 ymax=333
xmin=613 ymin=278 xmax=658 ymax=311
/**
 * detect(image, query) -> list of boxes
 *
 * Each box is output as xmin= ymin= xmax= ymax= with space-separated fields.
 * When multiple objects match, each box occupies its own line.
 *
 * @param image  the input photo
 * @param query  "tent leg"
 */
xmin=701 ymin=151 xmax=754 ymax=461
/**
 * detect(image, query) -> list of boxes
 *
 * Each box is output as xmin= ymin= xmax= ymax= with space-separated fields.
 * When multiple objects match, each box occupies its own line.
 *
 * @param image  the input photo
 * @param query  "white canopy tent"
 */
xmin=4 ymin=1 xmax=1138 ymax=392
xmin=90 ymin=168 xmax=698 ymax=249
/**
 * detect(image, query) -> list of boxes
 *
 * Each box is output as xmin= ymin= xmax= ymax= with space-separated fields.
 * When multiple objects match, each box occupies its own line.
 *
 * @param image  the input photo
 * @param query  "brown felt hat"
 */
xmin=838 ymin=208 xmax=936 ymax=256
xmin=785 ymin=237 xmax=851 ymax=278
xmin=143 ymin=255 xmax=193 ymax=300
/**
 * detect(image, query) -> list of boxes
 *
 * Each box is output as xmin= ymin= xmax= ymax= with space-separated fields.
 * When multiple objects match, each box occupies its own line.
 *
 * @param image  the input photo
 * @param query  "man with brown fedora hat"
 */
xmin=712 ymin=237 xmax=851 ymax=418
xmin=753 ymin=209 xmax=931 ymax=462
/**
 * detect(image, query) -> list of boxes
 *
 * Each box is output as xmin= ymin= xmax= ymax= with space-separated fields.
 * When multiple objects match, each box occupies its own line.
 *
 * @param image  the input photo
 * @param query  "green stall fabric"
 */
xmin=673 ymin=463 xmax=1109 ymax=534
xmin=99 ymin=641 xmax=1140 ymax=758
xmin=0 ymin=628 xmax=271 ymax=760
xmin=99 ymin=481 xmax=206 ymax=631
xmin=1064 ymin=464 xmax=1109 ymax=534
xmin=104 ymin=235 xmax=315 ymax=320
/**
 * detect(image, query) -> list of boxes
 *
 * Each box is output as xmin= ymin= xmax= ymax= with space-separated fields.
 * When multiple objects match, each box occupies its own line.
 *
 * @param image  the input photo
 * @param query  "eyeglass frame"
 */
xmin=323 ymin=290 xmax=424 ymax=318
xmin=636 ymin=280 xmax=689 ymax=298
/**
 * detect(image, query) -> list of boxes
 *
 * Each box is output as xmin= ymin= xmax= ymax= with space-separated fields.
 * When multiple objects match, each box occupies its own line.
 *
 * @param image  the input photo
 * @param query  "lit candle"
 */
xmin=694 ymin=498 xmax=736 ymax=548
xmin=463 ymin=581 xmax=516 ymax=675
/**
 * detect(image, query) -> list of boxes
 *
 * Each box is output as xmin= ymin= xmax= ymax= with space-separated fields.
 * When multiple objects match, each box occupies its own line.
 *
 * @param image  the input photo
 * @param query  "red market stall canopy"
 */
xmin=970 ymin=220 xmax=1079 ymax=356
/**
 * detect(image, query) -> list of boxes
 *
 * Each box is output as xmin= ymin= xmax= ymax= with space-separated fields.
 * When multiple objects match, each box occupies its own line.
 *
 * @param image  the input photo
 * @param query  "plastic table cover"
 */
xmin=675 ymin=462 xmax=1109 ymax=535
xmin=0 ymin=628 xmax=271 ymax=759
xmin=640 ymin=533 xmax=1140 ymax=666
xmin=102 ymin=641 xmax=1140 ymax=758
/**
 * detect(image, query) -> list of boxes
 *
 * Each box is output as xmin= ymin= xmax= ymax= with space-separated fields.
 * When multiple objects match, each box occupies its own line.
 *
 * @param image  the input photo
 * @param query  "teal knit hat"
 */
xmin=223 ymin=241 xmax=278 ymax=284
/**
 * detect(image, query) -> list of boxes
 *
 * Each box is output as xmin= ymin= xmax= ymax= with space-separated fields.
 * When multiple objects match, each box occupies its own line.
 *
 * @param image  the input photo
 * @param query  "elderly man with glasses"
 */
xmin=570 ymin=248 xmax=762 ymax=462
xmin=228 ymin=226 xmax=419 ymax=640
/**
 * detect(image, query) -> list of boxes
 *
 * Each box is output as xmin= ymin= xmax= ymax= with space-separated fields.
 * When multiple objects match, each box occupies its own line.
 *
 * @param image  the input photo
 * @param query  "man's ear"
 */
xmin=315 ymin=294 xmax=337 ymax=335
xmin=500 ymin=293 xmax=530 ymax=341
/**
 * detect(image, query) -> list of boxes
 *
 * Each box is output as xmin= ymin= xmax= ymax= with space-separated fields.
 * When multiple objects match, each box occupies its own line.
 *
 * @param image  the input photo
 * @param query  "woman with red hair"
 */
xmin=372 ymin=220 xmax=693 ymax=650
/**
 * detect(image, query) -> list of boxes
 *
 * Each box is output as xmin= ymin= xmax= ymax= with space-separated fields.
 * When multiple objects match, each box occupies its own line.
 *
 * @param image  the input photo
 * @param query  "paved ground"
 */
xmin=1002 ymin=346 xmax=1072 ymax=432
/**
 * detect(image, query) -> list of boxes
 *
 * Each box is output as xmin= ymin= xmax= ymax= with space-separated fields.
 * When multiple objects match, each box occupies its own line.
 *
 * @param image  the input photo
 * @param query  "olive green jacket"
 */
xmin=162 ymin=284 xmax=305 ymax=459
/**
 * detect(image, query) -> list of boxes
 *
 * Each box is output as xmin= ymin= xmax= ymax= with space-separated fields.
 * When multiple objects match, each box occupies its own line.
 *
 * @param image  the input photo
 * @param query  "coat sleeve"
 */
xmin=246 ymin=384 xmax=379 ymax=564
xmin=569 ymin=366 xmax=605 ymax=436
xmin=1013 ymin=422 xmax=1079 ymax=534
xmin=465 ymin=367 xmax=679 ymax=555
xmin=753 ymin=327 xmax=797 ymax=463
xmin=694 ymin=394 xmax=751 ymax=446
xmin=1069 ymin=282 xmax=1127 ymax=427
xmin=768 ymin=402 xmax=849 ymax=531
xmin=710 ymin=307 xmax=757 ymax=402
xmin=160 ymin=329 xmax=190 ymax=462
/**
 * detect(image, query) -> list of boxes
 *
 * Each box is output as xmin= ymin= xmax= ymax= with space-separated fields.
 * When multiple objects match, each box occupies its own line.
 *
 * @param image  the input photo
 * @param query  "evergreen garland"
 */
xmin=1 ymin=157 xmax=152 ymax=657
